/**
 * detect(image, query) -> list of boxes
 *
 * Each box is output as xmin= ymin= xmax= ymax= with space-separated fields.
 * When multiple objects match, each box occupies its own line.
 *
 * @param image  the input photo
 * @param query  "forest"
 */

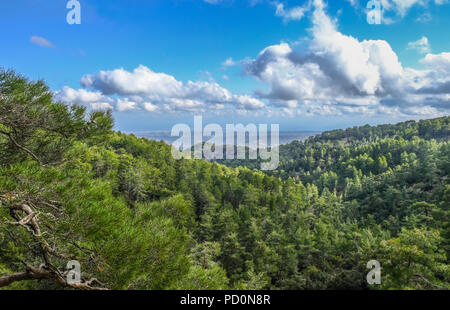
xmin=0 ymin=70 xmax=448 ymax=290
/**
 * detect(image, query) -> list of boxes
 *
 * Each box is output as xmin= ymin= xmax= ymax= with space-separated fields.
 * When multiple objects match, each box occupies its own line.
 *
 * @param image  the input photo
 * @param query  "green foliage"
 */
xmin=377 ymin=228 xmax=449 ymax=289
xmin=217 ymin=116 xmax=449 ymax=289
xmin=0 ymin=69 xmax=113 ymax=165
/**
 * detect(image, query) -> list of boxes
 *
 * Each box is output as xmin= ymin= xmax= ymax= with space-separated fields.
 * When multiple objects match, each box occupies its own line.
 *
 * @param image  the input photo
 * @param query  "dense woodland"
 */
xmin=0 ymin=70 xmax=449 ymax=290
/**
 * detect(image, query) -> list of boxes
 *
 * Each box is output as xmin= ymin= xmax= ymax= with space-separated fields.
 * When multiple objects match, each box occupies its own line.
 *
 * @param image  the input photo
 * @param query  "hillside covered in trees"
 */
xmin=0 ymin=70 xmax=449 ymax=290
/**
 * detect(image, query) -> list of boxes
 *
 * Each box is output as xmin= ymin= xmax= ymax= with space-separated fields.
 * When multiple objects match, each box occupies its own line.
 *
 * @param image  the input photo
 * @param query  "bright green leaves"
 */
xmin=377 ymin=228 xmax=449 ymax=289
xmin=0 ymin=69 xmax=113 ymax=166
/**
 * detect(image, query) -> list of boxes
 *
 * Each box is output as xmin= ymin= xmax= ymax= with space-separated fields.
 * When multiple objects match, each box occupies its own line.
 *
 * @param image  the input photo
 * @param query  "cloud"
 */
xmin=414 ymin=52 xmax=450 ymax=94
xmin=274 ymin=1 xmax=311 ymax=23
xmin=222 ymin=57 xmax=236 ymax=68
xmin=234 ymin=95 xmax=265 ymax=109
xmin=63 ymin=65 xmax=265 ymax=113
xmin=389 ymin=0 xmax=447 ymax=17
xmin=80 ymin=66 xmax=184 ymax=98
xmin=416 ymin=12 xmax=432 ymax=23
xmin=246 ymin=0 xmax=404 ymax=99
xmin=116 ymin=98 xmax=138 ymax=112
xmin=243 ymin=0 xmax=449 ymax=117
xmin=347 ymin=0 xmax=448 ymax=24
xmin=143 ymin=102 xmax=158 ymax=112
xmin=30 ymin=36 xmax=55 ymax=48
xmin=407 ymin=36 xmax=431 ymax=54
xmin=420 ymin=52 xmax=450 ymax=68
xmin=55 ymin=87 xmax=113 ymax=110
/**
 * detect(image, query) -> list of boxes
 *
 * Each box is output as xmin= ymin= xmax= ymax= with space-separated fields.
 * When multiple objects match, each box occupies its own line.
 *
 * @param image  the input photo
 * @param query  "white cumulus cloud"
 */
xmin=243 ymin=0 xmax=449 ymax=117
xmin=55 ymin=87 xmax=113 ymax=110
xmin=62 ymin=65 xmax=265 ymax=113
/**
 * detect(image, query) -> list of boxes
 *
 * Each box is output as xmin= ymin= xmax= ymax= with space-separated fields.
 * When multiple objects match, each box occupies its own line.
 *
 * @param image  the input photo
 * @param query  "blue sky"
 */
xmin=1 ymin=0 xmax=450 ymax=131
